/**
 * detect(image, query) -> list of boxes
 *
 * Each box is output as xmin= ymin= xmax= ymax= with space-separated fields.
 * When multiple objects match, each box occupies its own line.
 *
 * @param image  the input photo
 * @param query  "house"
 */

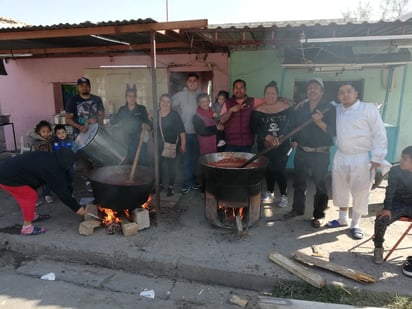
xmin=0 ymin=17 xmax=411 ymax=160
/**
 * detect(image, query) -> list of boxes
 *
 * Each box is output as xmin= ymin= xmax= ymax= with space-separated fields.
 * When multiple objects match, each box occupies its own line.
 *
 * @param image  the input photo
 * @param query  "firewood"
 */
xmin=291 ymin=251 xmax=376 ymax=284
xmin=79 ymin=220 xmax=101 ymax=236
xmin=229 ymin=294 xmax=248 ymax=307
xmin=84 ymin=203 xmax=98 ymax=221
xmin=268 ymin=252 xmax=326 ymax=288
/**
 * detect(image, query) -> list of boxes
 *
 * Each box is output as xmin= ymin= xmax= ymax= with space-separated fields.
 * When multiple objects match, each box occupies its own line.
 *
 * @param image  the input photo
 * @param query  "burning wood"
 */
xmin=217 ymin=204 xmax=248 ymax=228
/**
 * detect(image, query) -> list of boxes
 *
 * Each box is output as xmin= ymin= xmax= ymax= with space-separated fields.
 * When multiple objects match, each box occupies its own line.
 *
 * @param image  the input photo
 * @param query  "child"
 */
xmin=53 ymin=125 xmax=74 ymax=194
xmin=27 ymin=120 xmax=54 ymax=203
xmin=373 ymin=145 xmax=412 ymax=270
xmin=193 ymin=93 xmax=224 ymax=155
xmin=212 ymin=90 xmax=229 ymax=151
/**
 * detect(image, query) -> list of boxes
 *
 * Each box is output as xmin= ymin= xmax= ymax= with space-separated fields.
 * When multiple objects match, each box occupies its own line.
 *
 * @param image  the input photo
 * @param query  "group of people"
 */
xmin=1 ymin=72 xmax=411 ymax=269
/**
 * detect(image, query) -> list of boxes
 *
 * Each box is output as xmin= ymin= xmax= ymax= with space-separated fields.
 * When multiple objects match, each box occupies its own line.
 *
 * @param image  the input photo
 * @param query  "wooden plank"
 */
xmin=291 ymin=251 xmax=376 ymax=284
xmin=258 ymin=296 xmax=356 ymax=309
xmin=229 ymin=294 xmax=248 ymax=307
xmin=268 ymin=252 xmax=326 ymax=288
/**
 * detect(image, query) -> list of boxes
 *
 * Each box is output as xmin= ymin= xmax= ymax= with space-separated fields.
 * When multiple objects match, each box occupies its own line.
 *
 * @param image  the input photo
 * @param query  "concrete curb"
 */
xmin=2 ymin=233 xmax=276 ymax=291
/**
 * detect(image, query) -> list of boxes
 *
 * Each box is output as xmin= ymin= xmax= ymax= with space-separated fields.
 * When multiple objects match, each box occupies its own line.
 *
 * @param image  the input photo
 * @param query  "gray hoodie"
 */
xmin=172 ymin=87 xmax=200 ymax=134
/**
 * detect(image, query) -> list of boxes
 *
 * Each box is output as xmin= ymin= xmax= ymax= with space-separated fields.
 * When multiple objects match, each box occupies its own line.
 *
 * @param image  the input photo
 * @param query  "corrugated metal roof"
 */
xmin=0 ymin=17 xmax=28 ymax=29
xmin=0 ymin=17 xmax=412 ymax=59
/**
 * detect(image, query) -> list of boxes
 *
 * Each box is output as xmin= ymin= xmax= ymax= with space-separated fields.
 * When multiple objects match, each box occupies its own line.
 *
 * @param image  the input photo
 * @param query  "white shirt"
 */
xmin=336 ymin=100 xmax=387 ymax=163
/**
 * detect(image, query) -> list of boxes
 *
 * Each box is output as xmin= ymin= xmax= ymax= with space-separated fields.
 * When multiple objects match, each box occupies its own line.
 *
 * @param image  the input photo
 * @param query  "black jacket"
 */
xmin=0 ymin=149 xmax=81 ymax=212
xmin=384 ymin=165 xmax=412 ymax=210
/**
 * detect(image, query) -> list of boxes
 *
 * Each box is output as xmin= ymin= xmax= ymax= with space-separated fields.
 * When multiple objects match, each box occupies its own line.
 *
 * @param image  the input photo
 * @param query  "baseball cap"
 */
xmin=77 ymin=77 xmax=90 ymax=86
xmin=307 ymin=77 xmax=324 ymax=90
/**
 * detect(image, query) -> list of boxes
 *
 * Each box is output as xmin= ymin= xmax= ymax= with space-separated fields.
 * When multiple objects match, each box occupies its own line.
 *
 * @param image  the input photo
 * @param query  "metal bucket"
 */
xmin=75 ymin=123 xmax=127 ymax=167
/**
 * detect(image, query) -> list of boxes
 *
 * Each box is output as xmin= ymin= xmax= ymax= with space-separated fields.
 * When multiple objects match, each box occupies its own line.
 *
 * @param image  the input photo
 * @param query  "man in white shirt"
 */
xmin=327 ymin=82 xmax=388 ymax=239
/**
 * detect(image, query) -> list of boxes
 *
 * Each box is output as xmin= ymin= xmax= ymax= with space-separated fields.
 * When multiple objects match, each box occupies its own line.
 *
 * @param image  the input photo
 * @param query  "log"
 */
xmin=268 ymin=252 xmax=326 ymax=288
xmin=79 ymin=220 xmax=101 ymax=236
xmin=229 ymin=294 xmax=248 ymax=307
xmin=291 ymin=251 xmax=376 ymax=284
xmin=84 ymin=203 xmax=99 ymax=221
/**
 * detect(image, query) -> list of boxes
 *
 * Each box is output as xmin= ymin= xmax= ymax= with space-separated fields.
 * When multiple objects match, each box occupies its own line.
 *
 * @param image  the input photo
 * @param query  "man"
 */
xmin=172 ymin=73 xmax=201 ymax=194
xmin=0 ymin=148 xmax=86 ymax=236
xmin=220 ymin=79 xmax=256 ymax=152
xmin=283 ymin=78 xmax=336 ymax=228
xmin=327 ymin=82 xmax=388 ymax=239
xmin=65 ymin=77 xmax=105 ymax=134
xmin=65 ymin=77 xmax=105 ymax=191
xmin=373 ymin=146 xmax=412 ymax=265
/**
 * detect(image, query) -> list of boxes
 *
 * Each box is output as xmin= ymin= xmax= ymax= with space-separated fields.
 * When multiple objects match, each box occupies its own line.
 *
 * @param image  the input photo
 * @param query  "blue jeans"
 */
xmin=182 ymin=134 xmax=199 ymax=188
xmin=374 ymin=201 xmax=412 ymax=248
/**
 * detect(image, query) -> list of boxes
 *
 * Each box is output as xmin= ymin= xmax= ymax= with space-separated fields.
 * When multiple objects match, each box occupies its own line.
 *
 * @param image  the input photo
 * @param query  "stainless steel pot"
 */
xmin=75 ymin=123 xmax=127 ymax=167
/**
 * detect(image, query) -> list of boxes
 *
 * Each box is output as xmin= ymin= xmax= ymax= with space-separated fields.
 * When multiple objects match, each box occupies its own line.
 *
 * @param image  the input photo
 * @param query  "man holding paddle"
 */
xmin=283 ymin=78 xmax=336 ymax=228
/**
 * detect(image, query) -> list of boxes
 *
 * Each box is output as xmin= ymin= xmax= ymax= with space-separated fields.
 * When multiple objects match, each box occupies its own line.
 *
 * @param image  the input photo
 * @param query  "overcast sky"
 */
xmin=1 ymin=0 xmax=404 ymax=26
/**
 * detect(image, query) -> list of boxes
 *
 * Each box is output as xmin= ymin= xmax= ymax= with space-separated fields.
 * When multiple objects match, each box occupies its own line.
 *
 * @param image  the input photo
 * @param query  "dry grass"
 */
xmin=271 ymin=280 xmax=412 ymax=308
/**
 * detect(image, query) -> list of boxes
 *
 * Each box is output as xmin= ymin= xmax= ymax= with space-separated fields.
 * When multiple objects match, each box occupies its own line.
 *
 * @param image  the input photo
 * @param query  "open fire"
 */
xmin=217 ymin=204 xmax=248 ymax=228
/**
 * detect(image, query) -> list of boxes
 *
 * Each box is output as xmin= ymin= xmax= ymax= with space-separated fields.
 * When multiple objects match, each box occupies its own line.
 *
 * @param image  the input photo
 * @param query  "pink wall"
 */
xmin=0 ymin=53 xmax=229 ymax=150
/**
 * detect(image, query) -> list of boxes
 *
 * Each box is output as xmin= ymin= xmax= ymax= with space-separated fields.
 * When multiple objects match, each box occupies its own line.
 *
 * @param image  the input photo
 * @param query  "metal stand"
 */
xmin=0 ymin=122 xmax=17 ymax=153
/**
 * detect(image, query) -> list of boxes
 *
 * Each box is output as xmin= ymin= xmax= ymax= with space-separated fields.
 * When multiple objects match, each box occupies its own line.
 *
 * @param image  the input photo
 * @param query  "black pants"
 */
xmin=374 ymin=201 xmax=412 ymax=248
xmin=159 ymin=155 xmax=177 ymax=187
xmin=292 ymin=148 xmax=329 ymax=219
xmin=265 ymin=150 xmax=288 ymax=196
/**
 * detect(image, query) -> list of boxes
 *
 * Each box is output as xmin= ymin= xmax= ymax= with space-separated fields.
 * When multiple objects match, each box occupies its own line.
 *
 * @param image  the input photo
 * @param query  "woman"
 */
xmin=158 ymin=94 xmax=186 ymax=197
xmin=111 ymin=84 xmax=152 ymax=165
xmin=193 ymin=93 xmax=224 ymax=155
xmin=251 ymin=81 xmax=292 ymax=207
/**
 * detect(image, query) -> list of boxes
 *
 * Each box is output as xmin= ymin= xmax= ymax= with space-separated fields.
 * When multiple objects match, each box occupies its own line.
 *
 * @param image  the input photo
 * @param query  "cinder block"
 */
xmin=79 ymin=220 xmax=101 ymax=236
xmin=131 ymin=208 xmax=150 ymax=230
xmin=121 ymin=221 xmax=138 ymax=236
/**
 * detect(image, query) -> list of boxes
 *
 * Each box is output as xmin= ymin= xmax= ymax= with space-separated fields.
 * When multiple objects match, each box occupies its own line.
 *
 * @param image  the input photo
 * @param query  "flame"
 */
xmin=98 ymin=206 xmax=121 ymax=225
xmin=141 ymin=194 xmax=152 ymax=209
xmin=218 ymin=205 xmax=245 ymax=221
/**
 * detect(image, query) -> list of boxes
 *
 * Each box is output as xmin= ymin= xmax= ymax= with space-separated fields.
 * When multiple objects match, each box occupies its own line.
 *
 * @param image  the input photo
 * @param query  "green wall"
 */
xmin=229 ymin=50 xmax=412 ymax=160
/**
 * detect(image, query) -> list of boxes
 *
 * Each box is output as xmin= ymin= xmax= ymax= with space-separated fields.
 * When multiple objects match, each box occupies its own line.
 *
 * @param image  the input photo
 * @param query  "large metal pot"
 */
xmin=89 ymin=165 xmax=154 ymax=211
xmin=199 ymin=152 xmax=268 ymax=202
xmin=75 ymin=123 xmax=127 ymax=167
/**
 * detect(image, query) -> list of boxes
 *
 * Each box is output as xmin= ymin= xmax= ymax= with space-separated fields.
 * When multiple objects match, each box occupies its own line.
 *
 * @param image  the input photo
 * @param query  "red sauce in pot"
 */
xmin=206 ymin=157 xmax=260 ymax=168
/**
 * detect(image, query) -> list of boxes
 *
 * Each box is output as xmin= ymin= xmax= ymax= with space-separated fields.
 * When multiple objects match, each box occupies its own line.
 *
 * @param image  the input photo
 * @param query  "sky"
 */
xmin=1 ymin=0 xmax=406 ymax=26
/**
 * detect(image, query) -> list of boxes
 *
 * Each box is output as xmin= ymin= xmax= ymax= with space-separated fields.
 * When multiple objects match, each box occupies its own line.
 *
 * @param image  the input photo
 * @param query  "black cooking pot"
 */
xmin=89 ymin=165 xmax=154 ymax=211
xmin=199 ymin=152 xmax=268 ymax=202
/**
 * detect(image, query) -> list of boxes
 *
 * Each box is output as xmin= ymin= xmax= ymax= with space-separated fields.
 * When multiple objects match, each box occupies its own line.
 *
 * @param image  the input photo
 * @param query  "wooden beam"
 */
xmin=0 ymin=19 xmax=208 ymax=41
xmin=268 ymin=252 xmax=326 ymax=288
xmin=291 ymin=251 xmax=376 ymax=284
xmin=0 ymin=41 xmax=191 ymax=56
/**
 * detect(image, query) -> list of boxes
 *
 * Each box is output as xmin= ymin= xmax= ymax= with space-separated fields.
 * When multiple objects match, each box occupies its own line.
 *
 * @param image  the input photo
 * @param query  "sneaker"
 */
xmin=402 ymin=257 xmax=412 ymax=277
xmin=181 ymin=187 xmax=191 ymax=194
xmin=277 ymin=195 xmax=288 ymax=208
xmin=44 ymin=195 xmax=54 ymax=204
xmin=191 ymin=183 xmax=202 ymax=190
xmin=85 ymin=181 xmax=93 ymax=193
xmin=261 ymin=191 xmax=274 ymax=203
xmin=217 ymin=140 xmax=226 ymax=147
xmin=167 ymin=186 xmax=174 ymax=197
xmin=374 ymin=247 xmax=384 ymax=264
